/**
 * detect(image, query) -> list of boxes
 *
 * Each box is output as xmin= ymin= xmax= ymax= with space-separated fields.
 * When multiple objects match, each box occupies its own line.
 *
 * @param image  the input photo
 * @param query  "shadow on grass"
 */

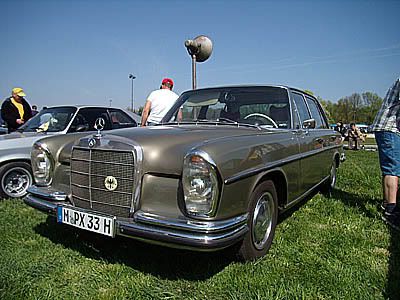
xmin=331 ymin=188 xmax=378 ymax=219
xmin=385 ymin=229 xmax=400 ymax=299
xmin=332 ymin=188 xmax=400 ymax=299
xmin=34 ymin=216 xmax=233 ymax=281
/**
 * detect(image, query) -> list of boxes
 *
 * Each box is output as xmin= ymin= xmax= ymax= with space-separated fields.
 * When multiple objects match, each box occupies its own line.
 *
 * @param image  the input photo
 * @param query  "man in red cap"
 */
xmin=141 ymin=78 xmax=179 ymax=126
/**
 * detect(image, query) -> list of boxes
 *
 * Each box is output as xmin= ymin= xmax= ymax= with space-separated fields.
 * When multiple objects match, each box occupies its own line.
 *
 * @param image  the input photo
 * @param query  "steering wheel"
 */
xmin=243 ymin=113 xmax=278 ymax=128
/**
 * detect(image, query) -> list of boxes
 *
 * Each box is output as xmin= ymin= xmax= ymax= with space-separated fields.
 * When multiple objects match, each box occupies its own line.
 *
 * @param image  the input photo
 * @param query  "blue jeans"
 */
xmin=375 ymin=131 xmax=400 ymax=176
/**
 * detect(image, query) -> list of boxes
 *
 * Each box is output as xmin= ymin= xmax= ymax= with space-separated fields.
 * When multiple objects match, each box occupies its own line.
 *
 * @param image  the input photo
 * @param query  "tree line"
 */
xmin=314 ymin=92 xmax=383 ymax=125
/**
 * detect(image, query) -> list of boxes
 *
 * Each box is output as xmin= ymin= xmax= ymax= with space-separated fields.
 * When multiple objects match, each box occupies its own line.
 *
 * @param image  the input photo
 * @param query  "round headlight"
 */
xmin=183 ymin=151 xmax=219 ymax=217
xmin=31 ymin=143 xmax=53 ymax=186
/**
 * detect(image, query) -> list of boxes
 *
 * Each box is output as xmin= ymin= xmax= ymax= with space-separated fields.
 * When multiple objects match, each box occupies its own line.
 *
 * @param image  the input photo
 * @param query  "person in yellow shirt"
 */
xmin=1 ymin=87 xmax=32 ymax=133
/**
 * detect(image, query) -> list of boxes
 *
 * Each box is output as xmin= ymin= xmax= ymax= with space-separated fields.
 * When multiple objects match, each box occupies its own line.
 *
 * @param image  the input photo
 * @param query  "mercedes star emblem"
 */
xmin=104 ymin=176 xmax=118 ymax=191
xmin=94 ymin=117 xmax=105 ymax=130
xmin=88 ymin=138 xmax=96 ymax=148
xmin=94 ymin=117 xmax=105 ymax=134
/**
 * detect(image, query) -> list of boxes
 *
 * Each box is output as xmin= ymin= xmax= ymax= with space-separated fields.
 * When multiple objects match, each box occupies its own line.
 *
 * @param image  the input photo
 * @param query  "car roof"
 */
xmin=180 ymin=85 xmax=318 ymax=100
xmin=43 ymin=105 xmax=125 ymax=109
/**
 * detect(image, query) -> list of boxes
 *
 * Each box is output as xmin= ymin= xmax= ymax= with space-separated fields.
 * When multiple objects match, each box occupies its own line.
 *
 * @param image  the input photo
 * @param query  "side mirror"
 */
xmin=303 ymin=118 xmax=316 ymax=129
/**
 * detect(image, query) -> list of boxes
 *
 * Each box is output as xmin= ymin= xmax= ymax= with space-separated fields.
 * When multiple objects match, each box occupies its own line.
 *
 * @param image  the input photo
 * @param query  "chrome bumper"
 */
xmin=23 ymin=187 xmax=248 ymax=251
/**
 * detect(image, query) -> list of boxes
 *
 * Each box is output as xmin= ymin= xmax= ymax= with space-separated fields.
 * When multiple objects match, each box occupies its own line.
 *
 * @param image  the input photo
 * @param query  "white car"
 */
xmin=0 ymin=105 xmax=139 ymax=199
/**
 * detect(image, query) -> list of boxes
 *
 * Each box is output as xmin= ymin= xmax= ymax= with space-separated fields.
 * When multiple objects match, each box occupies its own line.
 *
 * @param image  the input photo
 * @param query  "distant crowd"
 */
xmin=334 ymin=121 xmax=367 ymax=150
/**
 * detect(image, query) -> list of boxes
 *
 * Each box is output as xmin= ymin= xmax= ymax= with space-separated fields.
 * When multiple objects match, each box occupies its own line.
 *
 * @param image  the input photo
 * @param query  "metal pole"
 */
xmin=133 ymin=79 xmax=135 ymax=113
xmin=192 ymin=55 xmax=196 ymax=90
xmin=131 ymin=78 xmax=134 ymax=111
xmin=129 ymin=74 xmax=136 ymax=112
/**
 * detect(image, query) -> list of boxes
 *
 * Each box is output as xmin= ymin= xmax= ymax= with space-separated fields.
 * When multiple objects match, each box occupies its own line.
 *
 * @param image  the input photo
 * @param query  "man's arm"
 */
xmin=177 ymin=108 xmax=183 ymax=122
xmin=141 ymin=100 xmax=152 ymax=126
xmin=1 ymin=101 xmax=18 ymax=127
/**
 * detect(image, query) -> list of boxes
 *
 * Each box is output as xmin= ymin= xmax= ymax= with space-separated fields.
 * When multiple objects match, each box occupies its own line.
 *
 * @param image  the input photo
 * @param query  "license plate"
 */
xmin=57 ymin=206 xmax=115 ymax=237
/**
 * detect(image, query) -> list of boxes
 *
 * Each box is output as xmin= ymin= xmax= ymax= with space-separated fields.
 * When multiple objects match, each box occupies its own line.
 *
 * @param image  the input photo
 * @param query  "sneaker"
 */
xmin=380 ymin=203 xmax=400 ymax=214
xmin=382 ymin=210 xmax=400 ymax=231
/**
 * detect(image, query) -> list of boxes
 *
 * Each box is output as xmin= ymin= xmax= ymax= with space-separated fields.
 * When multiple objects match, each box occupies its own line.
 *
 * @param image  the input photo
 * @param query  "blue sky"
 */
xmin=1 ymin=0 xmax=399 ymax=110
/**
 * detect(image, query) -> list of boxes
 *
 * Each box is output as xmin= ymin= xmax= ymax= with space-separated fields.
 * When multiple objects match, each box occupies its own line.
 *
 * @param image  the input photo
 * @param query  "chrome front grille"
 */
xmin=70 ymin=148 xmax=135 ymax=217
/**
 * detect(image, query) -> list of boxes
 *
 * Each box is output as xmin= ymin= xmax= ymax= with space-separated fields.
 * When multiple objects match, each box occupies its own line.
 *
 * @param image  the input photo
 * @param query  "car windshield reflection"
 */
xmin=163 ymin=86 xmax=291 ymax=129
xmin=19 ymin=107 xmax=77 ymax=133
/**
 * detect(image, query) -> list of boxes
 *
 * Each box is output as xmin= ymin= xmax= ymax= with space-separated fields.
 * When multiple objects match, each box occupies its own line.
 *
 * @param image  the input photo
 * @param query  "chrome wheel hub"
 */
xmin=2 ymin=167 xmax=32 ymax=197
xmin=252 ymin=192 xmax=274 ymax=250
xmin=330 ymin=164 xmax=337 ymax=189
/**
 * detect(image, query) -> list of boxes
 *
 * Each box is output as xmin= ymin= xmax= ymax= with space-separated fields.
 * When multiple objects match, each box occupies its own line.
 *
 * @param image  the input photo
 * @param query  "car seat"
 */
xmin=269 ymin=105 xmax=289 ymax=128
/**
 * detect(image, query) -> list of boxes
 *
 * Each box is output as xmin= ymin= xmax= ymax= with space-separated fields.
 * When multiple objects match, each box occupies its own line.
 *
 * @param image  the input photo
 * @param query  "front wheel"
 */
xmin=0 ymin=162 xmax=33 ymax=199
xmin=236 ymin=180 xmax=278 ymax=261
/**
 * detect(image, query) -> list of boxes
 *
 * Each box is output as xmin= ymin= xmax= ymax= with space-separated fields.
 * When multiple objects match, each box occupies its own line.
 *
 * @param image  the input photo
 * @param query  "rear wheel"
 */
xmin=0 ymin=162 xmax=33 ymax=199
xmin=236 ymin=180 xmax=278 ymax=261
xmin=321 ymin=161 xmax=337 ymax=196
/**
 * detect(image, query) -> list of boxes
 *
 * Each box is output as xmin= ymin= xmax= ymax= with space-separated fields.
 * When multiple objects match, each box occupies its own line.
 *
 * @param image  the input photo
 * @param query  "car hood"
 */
xmin=70 ymin=125 xmax=284 ymax=176
xmin=0 ymin=131 xmax=58 ymax=153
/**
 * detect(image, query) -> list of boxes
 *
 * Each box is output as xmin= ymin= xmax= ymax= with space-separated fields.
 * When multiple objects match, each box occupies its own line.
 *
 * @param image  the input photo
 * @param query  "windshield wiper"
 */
xmin=161 ymin=120 xmax=262 ymax=130
xmin=217 ymin=117 xmax=237 ymax=123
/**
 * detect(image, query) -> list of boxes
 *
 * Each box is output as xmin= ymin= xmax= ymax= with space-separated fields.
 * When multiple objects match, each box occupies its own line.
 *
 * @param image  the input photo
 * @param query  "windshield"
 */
xmin=163 ymin=86 xmax=291 ymax=129
xmin=19 ymin=107 xmax=77 ymax=133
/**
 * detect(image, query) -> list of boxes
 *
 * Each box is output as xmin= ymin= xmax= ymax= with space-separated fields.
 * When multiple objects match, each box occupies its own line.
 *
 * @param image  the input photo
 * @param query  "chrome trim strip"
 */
xmin=185 ymin=149 xmax=217 ymax=168
xmin=118 ymin=221 xmax=247 ymax=250
xmin=131 ymin=143 xmax=143 ymax=214
xmin=225 ymin=144 xmax=342 ymax=184
xmin=71 ymin=158 xmax=133 ymax=167
xmin=73 ymin=146 xmax=132 ymax=153
xmin=27 ymin=185 xmax=67 ymax=201
xmin=71 ymin=170 xmax=134 ymax=181
xmin=134 ymin=211 xmax=248 ymax=234
xmin=34 ymin=141 xmax=55 ymax=186
xmin=71 ymin=183 xmax=134 ymax=195
xmin=23 ymin=193 xmax=59 ymax=214
xmin=89 ymin=147 xmax=93 ymax=208
xmin=72 ymin=195 xmax=131 ymax=209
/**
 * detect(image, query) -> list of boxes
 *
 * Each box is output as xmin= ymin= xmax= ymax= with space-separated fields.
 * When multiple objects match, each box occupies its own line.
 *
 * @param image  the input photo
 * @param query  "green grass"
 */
xmin=364 ymin=137 xmax=377 ymax=145
xmin=0 ymin=151 xmax=399 ymax=300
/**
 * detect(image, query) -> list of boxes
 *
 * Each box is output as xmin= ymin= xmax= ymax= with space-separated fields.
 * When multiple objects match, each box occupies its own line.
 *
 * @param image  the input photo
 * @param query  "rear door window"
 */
xmin=305 ymin=96 xmax=327 ymax=129
xmin=109 ymin=109 xmax=137 ymax=129
xmin=292 ymin=93 xmax=310 ymax=128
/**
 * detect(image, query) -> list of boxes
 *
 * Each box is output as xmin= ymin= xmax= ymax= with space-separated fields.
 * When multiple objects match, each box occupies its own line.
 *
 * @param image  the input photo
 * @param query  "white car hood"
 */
xmin=0 ymin=131 xmax=59 ymax=151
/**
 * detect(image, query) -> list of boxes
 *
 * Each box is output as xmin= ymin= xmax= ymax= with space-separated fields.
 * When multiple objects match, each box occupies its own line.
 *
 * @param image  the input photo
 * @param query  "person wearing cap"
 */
xmin=141 ymin=78 xmax=179 ymax=126
xmin=1 ymin=87 xmax=32 ymax=133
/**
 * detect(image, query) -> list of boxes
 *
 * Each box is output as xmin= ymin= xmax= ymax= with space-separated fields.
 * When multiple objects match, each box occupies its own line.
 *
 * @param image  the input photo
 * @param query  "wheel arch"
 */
xmin=0 ymin=157 xmax=32 ymax=168
xmin=252 ymin=169 xmax=288 ymax=210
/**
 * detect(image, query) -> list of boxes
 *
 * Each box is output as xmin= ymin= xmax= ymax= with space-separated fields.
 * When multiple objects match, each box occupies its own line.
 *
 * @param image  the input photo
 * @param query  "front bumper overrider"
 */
xmin=23 ymin=186 xmax=248 ymax=251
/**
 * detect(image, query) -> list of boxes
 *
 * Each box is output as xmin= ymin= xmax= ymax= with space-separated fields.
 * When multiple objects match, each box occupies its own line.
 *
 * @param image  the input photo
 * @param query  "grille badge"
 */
xmin=104 ymin=176 xmax=118 ymax=191
xmin=88 ymin=138 xmax=96 ymax=148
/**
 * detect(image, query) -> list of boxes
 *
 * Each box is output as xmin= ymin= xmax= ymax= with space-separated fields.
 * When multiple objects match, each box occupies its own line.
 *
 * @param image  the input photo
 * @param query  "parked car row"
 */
xmin=21 ymin=85 xmax=345 ymax=261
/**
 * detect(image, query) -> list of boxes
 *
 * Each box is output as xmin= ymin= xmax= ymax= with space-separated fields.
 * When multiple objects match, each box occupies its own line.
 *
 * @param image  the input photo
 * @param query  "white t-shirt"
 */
xmin=147 ymin=89 xmax=179 ymax=124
